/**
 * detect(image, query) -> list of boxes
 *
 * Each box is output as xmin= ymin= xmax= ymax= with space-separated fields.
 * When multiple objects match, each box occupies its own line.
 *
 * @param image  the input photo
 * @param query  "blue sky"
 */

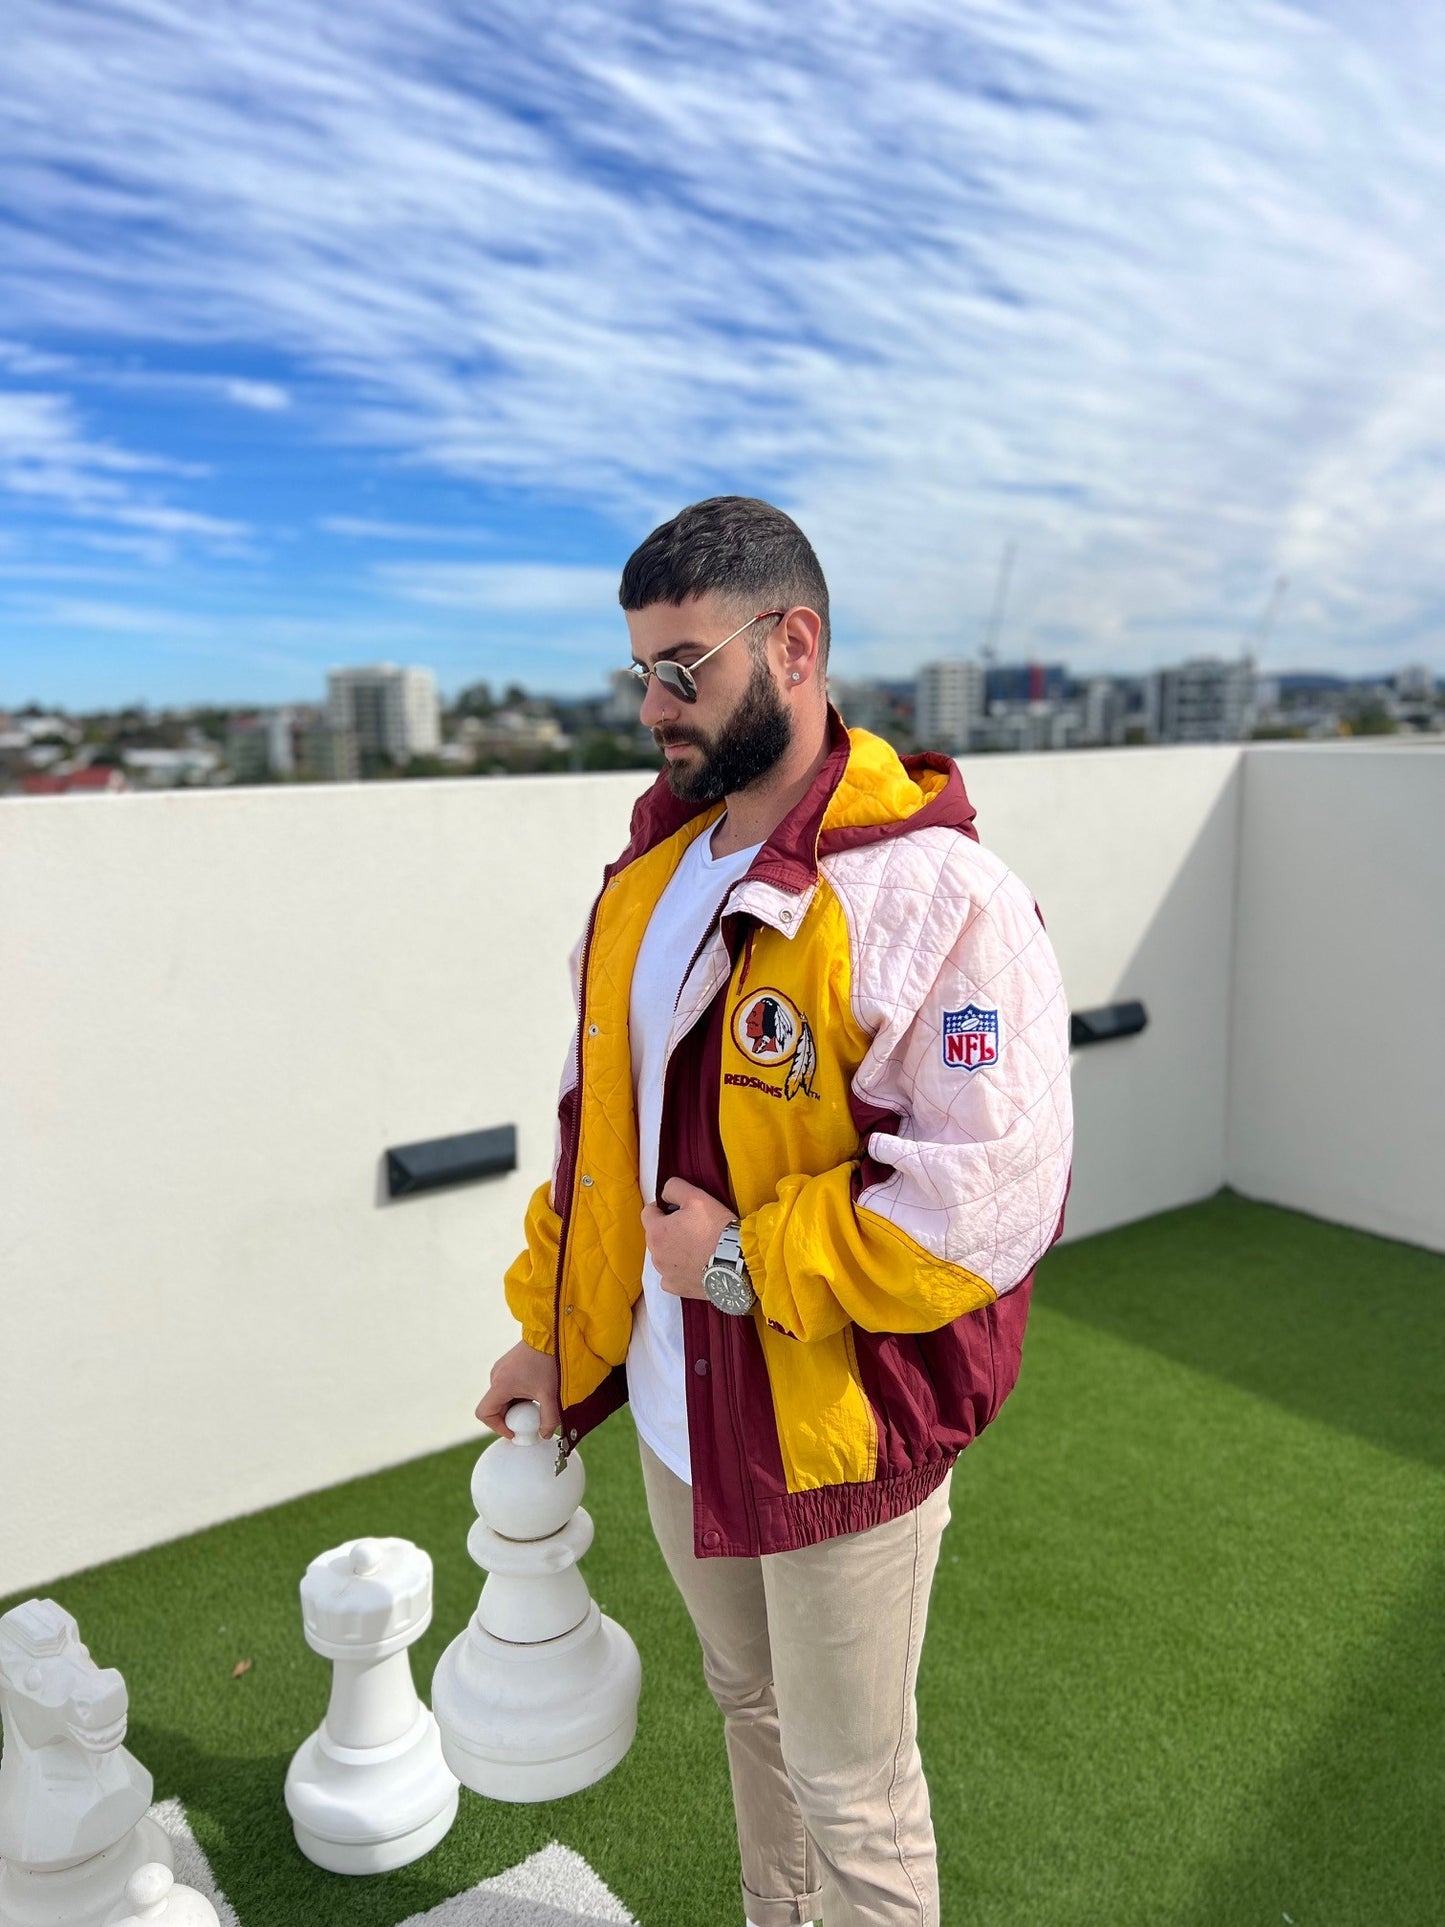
xmin=2 ymin=0 xmax=1442 ymax=709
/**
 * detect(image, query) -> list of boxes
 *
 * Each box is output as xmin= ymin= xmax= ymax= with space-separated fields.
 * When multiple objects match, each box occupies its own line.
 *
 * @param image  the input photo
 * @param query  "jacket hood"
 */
xmin=615 ymin=701 xmax=979 ymax=894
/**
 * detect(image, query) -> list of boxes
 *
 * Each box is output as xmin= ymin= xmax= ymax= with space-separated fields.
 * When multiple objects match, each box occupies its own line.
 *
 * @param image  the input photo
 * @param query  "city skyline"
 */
xmin=0 ymin=646 xmax=1431 ymax=721
xmin=3 ymin=3 xmax=1444 ymax=707
xmin=6 ymin=642 xmax=1432 ymax=797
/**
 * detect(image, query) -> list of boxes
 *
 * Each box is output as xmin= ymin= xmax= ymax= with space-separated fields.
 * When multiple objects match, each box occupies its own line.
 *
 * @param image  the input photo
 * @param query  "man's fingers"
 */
xmin=475 ymin=1392 xmax=514 ymax=1439
xmin=477 ymin=1339 xmax=561 ymax=1443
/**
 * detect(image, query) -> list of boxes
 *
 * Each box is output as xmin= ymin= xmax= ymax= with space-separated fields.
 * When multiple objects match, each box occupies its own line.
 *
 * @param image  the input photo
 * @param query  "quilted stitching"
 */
xmin=823 ymin=826 xmax=1073 ymax=1294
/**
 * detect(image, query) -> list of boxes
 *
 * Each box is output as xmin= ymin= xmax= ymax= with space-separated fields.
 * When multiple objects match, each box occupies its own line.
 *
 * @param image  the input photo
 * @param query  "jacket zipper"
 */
xmin=552 ymin=875 xmax=730 ymax=1476
xmin=551 ymin=880 xmax=606 ymax=1475
xmin=672 ymin=889 xmax=734 ymax=1020
xmin=552 ymin=857 xmax=765 ymax=1483
xmin=663 ymin=898 xmax=762 ymax=1553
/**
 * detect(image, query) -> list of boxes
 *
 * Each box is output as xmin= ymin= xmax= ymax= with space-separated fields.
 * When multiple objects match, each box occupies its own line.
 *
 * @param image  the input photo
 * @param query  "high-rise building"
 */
xmin=914 ymin=660 xmax=985 ymax=753
xmin=601 ymin=668 xmax=645 ymax=728
xmin=225 ymin=707 xmax=298 ymax=781
xmin=828 ymin=678 xmax=897 ymax=737
xmin=297 ymin=725 xmax=360 ymax=782
xmin=985 ymin=663 xmax=1067 ymax=707
xmin=326 ymin=665 xmax=440 ymax=762
xmin=225 ymin=717 xmax=272 ymax=782
xmin=972 ymin=700 xmax=1080 ymax=754
xmin=267 ymin=706 xmax=297 ymax=775
xmin=1146 ymin=657 xmax=1257 ymax=743
xmin=1082 ymin=678 xmax=1127 ymax=746
xmin=1395 ymin=665 xmax=1435 ymax=702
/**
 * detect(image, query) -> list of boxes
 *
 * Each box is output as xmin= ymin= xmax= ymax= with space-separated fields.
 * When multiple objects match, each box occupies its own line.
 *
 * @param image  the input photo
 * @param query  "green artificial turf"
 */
xmin=4 ymin=1189 xmax=1443 ymax=1927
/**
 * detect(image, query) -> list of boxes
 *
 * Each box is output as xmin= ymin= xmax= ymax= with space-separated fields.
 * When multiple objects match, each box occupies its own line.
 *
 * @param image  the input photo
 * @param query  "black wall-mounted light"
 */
xmin=386 ymin=1125 xmax=517 ymax=1199
xmin=1070 ymin=1000 xmax=1148 ymax=1047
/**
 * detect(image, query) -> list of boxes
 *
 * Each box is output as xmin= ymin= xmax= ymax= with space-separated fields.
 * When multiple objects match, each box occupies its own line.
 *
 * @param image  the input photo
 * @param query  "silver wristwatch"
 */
xmin=701 ymin=1219 xmax=756 ymax=1315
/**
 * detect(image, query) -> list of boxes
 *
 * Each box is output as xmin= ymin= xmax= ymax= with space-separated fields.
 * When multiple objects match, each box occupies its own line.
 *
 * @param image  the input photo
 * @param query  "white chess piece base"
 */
xmin=439 ymin=1708 xmax=638 ymax=1807
xmin=285 ymin=1702 xmax=459 ymax=1875
xmin=433 ymin=1601 xmax=641 ymax=1804
xmin=0 ymin=1815 xmax=173 ymax=1927
xmin=289 ymin=1796 xmax=459 ymax=1878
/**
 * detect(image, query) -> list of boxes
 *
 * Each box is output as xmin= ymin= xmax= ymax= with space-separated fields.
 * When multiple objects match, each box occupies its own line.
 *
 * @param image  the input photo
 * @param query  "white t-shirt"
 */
xmin=627 ymin=817 xmax=763 ymax=1484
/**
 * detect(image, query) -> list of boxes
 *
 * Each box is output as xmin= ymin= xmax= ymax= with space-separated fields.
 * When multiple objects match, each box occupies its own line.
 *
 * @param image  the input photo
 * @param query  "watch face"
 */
xmin=703 ymin=1265 xmax=756 ymax=1315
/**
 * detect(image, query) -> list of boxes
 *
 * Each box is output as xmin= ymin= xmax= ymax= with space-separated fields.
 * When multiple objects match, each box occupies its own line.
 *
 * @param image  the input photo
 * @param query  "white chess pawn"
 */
xmin=431 ymin=1401 xmax=641 ymax=1801
xmin=283 ymin=1538 xmax=458 ymax=1874
xmin=0 ymin=1599 xmax=173 ymax=1927
xmin=103 ymin=1863 xmax=218 ymax=1926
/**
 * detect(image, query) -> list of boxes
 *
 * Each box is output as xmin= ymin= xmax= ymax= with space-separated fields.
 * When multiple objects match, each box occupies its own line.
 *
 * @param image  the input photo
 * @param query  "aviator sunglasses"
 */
xmin=628 ymin=608 xmax=787 ymax=704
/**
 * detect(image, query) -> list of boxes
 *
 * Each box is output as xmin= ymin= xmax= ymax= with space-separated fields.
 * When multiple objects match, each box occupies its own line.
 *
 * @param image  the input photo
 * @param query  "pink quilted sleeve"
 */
xmin=844 ymin=830 xmax=1074 ymax=1298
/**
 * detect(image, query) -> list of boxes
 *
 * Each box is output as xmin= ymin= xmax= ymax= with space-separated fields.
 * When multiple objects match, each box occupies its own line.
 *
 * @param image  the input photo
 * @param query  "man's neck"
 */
xmin=709 ymin=714 xmax=833 ymax=857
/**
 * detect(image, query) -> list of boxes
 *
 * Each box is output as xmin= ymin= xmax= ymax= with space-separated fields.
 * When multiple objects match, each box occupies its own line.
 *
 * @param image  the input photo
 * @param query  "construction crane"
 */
xmin=1243 ymin=574 xmax=1289 ymax=665
xmin=981 ymin=540 xmax=1016 ymax=666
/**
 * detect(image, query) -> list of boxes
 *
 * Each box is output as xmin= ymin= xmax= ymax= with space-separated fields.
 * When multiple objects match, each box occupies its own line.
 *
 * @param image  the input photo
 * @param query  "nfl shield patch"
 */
xmin=941 ymin=1000 xmax=1002 ymax=1071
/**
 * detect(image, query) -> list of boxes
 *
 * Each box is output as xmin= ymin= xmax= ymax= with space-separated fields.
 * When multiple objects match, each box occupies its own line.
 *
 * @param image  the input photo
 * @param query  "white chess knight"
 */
xmin=284 ymin=1536 xmax=459 ymax=1875
xmin=431 ymin=1400 xmax=641 ymax=1802
xmin=0 ymin=1598 xmax=174 ymax=1927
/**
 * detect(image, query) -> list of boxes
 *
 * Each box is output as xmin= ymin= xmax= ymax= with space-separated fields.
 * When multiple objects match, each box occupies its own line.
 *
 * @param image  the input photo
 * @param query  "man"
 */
xmin=478 ymin=497 xmax=1073 ymax=1927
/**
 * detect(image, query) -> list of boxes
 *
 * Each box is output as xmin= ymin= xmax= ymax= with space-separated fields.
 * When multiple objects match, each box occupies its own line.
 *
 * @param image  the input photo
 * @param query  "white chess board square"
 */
xmin=147 ymin=1797 xmax=639 ymax=1927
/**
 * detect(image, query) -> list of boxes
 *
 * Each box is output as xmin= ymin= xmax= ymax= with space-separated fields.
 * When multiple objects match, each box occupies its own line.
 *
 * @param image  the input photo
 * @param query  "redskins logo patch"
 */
xmin=729 ymin=988 xmax=818 ymax=1100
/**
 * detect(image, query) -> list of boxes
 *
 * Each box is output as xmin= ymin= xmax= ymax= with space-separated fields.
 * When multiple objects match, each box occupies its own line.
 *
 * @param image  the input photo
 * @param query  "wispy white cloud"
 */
xmin=0 ymin=390 xmax=249 ymax=552
xmin=321 ymin=515 xmax=498 ymax=543
xmin=80 ymin=366 xmax=292 ymax=412
xmin=1 ymin=1 xmax=1442 ymax=673
xmin=0 ymin=338 xmax=71 ymax=376
xmin=377 ymin=561 xmax=619 ymax=611
xmin=222 ymin=377 xmax=289 ymax=411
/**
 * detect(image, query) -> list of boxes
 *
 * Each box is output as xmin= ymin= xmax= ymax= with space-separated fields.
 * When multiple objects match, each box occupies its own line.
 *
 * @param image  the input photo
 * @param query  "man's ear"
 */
xmin=776 ymin=607 xmax=823 ymax=682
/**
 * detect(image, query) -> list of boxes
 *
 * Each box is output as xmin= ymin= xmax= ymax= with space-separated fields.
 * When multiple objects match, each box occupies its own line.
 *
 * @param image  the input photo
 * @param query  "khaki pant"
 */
xmin=637 ymin=1435 xmax=954 ymax=1927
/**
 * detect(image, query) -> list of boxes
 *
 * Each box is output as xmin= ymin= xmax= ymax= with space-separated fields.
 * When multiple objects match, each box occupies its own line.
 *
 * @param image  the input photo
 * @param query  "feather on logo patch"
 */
xmin=729 ymin=988 xmax=818 ymax=1100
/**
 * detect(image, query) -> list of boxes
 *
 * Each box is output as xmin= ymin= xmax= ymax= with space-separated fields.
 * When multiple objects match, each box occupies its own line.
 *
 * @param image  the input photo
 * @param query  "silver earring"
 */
xmin=791 ymin=672 xmax=801 ymax=682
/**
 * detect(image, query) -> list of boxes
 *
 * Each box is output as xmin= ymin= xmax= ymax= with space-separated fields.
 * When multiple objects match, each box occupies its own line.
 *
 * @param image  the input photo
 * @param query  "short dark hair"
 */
xmin=619 ymin=496 xmax=830 ymax=665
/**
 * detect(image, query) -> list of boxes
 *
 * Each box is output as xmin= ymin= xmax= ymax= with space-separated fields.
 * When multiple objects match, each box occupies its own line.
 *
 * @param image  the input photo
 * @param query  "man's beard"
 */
xmin=657 ymin=650 xmax=793 ymax=803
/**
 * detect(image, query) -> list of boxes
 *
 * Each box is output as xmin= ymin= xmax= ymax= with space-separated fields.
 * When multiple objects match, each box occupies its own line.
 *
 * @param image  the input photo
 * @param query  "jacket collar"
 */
xmin=612 ymin=700 xmax=979 ymax=914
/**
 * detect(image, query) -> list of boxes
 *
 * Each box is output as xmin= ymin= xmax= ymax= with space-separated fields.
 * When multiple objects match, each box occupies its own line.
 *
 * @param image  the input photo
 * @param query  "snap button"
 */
xmin=569 ymin=1429 xmax=578 ymax=1441
xmin=581 ymin=1174 xmax=594 ymax=1187
xmin=702 ymin=1528 xmax=721 ymax=1549
xmin=587 ymin=1023 xmax=598 ymax=1035
xmin=780 ymin=909 xmax=793 ymax=923
xmin=565 ymin=1305 xmax=573 ymax=1315
xmin=693 ymin=1358 xmax=709 ymax=1376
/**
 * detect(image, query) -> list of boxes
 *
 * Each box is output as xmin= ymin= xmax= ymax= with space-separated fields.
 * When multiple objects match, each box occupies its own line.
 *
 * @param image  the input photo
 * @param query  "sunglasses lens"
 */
xmin=657 ymin=663 xmax=697 ymax=702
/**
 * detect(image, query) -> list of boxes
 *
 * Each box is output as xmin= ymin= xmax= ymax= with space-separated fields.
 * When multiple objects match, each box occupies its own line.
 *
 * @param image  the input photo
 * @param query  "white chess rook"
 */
xmin=103 ymin=1863 xmax=217 ymax=1926
xmin=431 ymin=1400 xmax=641 ymax=1802
xmin=283 ymin=1538 xmax=459 ymax=1875
xmin=0 ymin=1599 xmax=174 ymax=1927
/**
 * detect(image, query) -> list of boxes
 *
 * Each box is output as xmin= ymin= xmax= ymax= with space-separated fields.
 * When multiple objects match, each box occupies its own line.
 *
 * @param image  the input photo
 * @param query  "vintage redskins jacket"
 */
xmin=504 ymin=702 xmax=1074 ymax=1558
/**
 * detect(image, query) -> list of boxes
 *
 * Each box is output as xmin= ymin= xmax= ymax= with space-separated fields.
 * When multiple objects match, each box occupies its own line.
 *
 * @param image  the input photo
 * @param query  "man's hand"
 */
xmin=642 ymin=1177 xmax=737 ymax=1300
xmin=476 ymin=1339 xmax=561 ymax=1440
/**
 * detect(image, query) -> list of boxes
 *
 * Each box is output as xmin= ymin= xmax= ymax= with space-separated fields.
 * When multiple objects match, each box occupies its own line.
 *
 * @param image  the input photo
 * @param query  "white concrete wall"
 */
xmin=1 ymin=775 xmax=647 ymax=1597
xmin=3 ymin=740 xmax=1439 ymax=1596
xmin=1227 ymin=743 xmax=1445 ymax=1251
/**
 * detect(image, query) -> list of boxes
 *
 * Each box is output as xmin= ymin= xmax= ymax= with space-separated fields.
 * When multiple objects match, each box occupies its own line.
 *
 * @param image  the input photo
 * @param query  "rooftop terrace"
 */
xmin=3 ymin=736 xmax=1442 ymax=1923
